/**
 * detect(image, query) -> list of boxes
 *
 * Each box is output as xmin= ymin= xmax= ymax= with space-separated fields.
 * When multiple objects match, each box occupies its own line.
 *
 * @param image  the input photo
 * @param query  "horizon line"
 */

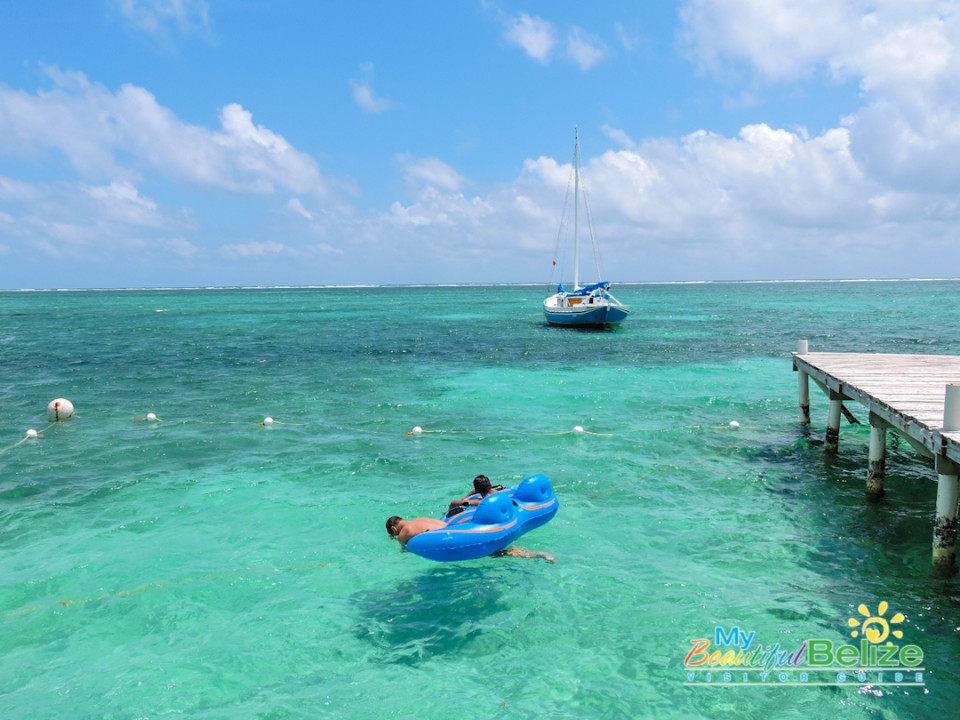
xmin=1 ymin=277 xmax=958 ymax=292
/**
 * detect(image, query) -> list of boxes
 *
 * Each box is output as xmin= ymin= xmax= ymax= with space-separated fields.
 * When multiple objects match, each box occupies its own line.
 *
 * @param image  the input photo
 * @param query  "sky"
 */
xmin=1 ymin=0 xmax=959 ymax=289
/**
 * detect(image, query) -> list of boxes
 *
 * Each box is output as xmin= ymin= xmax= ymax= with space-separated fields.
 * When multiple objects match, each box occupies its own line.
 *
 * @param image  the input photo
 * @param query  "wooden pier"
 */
xmin=792 ymin=342 xmax=960 ymax=567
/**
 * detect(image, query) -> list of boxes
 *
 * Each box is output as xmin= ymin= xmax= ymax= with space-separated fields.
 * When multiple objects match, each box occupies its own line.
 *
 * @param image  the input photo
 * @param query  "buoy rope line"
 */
xmin=6 ymin=398 xmax=749 ymax=451
xmin=11 ymin=395 xmax=758 ymax=443
xmin=5 ymin=411 xmax=313 ymax=453
xmin=407 ymin=422 xmax=749 ymax=438
xmin=129 ymin=415 xmax=309 ymax=426
xmin=404 ymin=423 xmax=751 ymax=437
xmin=675 ymin=423 xmax=751 ymax=431
xmin=2 ymin=419 xmax=751 ymax=447
xmin=544 ymin=428 xmax=614 ymax=437
xmin=0 ymin=422 xmax=58 ymax=456
xmin=404 ymin=428 xmax=467 ymax=436
xmin=406 ymin=426 xmax=614 ymax=437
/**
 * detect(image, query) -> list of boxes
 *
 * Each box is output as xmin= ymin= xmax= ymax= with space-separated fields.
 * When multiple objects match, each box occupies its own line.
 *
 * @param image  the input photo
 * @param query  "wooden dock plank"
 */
xmin=794 ymin=351 xmax=960 ymax=464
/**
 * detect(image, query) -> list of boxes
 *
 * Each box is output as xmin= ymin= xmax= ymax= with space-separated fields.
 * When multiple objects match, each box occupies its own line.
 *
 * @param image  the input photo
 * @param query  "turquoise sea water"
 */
xmin=1 ymin=281 xmax=959 ymax=719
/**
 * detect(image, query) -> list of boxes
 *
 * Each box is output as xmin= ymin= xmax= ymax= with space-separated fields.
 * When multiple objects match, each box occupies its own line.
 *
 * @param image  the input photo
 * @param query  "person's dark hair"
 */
xmin=473 ymin=474 xmax=492 ymax=495
xmin=386 ymin=516 xmax=402 ymax=537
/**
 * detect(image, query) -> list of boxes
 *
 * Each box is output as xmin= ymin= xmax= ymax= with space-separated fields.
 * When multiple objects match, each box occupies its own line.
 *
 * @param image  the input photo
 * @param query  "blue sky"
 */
xmin=0 ymin=1 xmax=958 ymax=289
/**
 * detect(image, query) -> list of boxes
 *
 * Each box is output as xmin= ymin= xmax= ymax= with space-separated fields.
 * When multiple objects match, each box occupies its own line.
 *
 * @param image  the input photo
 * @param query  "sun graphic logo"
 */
xmin=808 ymin=600 xmax=924 ymax=673
xmin=847 ymin=601 xmax=905 ymax=644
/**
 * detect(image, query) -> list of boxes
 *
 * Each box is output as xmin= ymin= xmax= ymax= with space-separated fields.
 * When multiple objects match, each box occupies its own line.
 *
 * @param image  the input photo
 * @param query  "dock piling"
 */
xmin=826 ymin=394 xmax=843 ymax=453
xmin=934 ymin=459 xmax=959 ymax=567
xmin=866 ymin=413 xmax=887 ymax=500
xmin=934 ymin=385 xmax=960 ymax=565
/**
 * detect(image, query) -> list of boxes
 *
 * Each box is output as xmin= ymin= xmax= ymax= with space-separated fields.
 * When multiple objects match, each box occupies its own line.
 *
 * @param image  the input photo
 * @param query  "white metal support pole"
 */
xmin=944 ymin=383 xmax=960 ymax=431
xmin=934 ymin=384 xmax=960 ymax=566
xmin=796 ymin=339 xmax=810 ymax=424
xmin=934 ymin=461 xmax=959 ymax=567
xmin=573 ymin=127 xmax=581 ymax=291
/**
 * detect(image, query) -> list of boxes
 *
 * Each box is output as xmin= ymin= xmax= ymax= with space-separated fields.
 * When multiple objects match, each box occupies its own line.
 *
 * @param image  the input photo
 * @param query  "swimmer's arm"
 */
xmin=449 ymin=493 xmax=478 ymax=508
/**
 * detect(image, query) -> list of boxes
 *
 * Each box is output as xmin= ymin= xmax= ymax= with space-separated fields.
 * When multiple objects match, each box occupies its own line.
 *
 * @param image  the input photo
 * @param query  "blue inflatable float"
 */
xmin=405 ymin=473 xmax=559 ymax=562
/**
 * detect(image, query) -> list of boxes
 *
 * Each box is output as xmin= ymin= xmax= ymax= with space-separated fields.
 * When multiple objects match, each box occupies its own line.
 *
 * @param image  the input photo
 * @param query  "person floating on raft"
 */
xmin=385 ymin=472 xmax=558 ymax=562
xmin=447 ymin=474 xmax=505 ymax=515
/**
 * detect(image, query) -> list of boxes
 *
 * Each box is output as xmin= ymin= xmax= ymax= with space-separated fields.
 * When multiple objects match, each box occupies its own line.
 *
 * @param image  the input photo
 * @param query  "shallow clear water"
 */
xmin=1 ymin=281 xmax=959 ymax=718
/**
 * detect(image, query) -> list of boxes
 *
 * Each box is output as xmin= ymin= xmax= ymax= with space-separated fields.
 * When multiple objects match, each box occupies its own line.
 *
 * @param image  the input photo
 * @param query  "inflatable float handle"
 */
xmin=473 ymin=492 xmax=517 ymax=525
xmin=514 ymin=473 xmax=552 ymax=503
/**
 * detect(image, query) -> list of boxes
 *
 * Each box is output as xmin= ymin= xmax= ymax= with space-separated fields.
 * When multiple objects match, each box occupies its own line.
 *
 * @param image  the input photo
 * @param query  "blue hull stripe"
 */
xmin=544 ymin=305 xmax=629 ymax=326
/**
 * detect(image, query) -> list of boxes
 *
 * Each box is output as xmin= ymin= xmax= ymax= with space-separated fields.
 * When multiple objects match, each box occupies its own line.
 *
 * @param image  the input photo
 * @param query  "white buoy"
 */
xmin=48 ymin=398 xmax=74 ymax=421
xmin=573 ymin=425 xmax=585 ymax=434
xmin=146 ymin=412 xmax=158 ymax=422
xmin=26 ymin=429 xmax=38 ymax=439
xmin=263 ymin=417 xmax=274 ymax=425
xmin=412 ymin=426 xmax=423 ymax=434
xmin=729 ymin=421 xmax=740 ymax=429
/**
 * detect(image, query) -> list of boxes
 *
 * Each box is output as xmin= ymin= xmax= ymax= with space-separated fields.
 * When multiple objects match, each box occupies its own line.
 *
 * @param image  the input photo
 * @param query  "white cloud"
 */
xmin=601 ymin=125 xmax=638 ymax=150
xmin=362 ymin=115 xmax=892 ymax=282
xmin=161 ymin=236 xmax=201 ymax=257
xmin=83 ymin=181 xmax=161 ymax=226
xmin=351 ymin=83 xmax=391 ymax=114
xmin=679 ymin=0 xmax=855 ymax=81
xmin=0 ymin=68 xmax=354 ymax=283
xmin=115 ymin=0 xmax=210 ymax=36
xmin=0 ymin=212 xmax=10 ymax=256
xmin=387 ymin=187 xmax=492 ymax=229
xmin=0 ymin=176 xmax=41 ymax=203
xmin=0 ymin=68 xmax=327 ymax=196
xmin=614 ymin=21 xmax=642 ymax=54
xmin=397 ymin=154 xmax=466 ymax=192
xmin=0 ymin=175 xmax=181 ymax=260
xmin=680 ymin=0 xmax=960 ymax=195
xmin=520 ymin=155 xmax=570 ymax=191
xmin=350 ymin=62 xmax=392 ymax=114
xmin=220 ymin=240 xmax=288 ymax=258
xmin=212 ymin=103 xmax=323 ymax=193
xmin=217 ymin=238 xmax=343 ymax=260
xmin=567 ymin=26 xmax=607 ymax=70
xmin=287 ymin=198 xmax=314 ymax=221
xmin=309 ymin=242 xmax=343 ymax=256
xmin=501 ymin=13 xmax=607 ymax=70
xmin=504 ymin=13 xmax=556 ymax=63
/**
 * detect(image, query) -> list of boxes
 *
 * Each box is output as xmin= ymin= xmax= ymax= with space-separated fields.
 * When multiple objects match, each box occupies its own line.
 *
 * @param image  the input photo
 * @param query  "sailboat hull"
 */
xmin=543 ymin=300 xmax=630 ymax=327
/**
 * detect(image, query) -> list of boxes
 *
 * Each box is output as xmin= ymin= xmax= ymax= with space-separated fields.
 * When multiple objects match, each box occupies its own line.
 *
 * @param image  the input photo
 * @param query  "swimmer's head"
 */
xmin=473 ymin=475 xmax=492 ymax=495
xmin=386 ymin=516 xmax=402 ymax=538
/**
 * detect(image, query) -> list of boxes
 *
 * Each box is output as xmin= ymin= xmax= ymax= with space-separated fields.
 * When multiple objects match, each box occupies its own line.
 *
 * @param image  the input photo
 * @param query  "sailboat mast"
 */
xmin=573 ymin=127 xmax=581 ymax=291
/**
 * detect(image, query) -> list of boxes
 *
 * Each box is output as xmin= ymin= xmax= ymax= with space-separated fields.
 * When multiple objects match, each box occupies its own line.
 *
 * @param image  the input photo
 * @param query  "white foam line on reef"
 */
xmin=2 ymin=277 xmax=959 ymax=292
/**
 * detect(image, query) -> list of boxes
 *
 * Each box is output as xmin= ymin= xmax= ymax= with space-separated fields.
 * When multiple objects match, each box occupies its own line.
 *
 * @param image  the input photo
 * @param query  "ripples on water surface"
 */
xmin=1 ymin=281 xmax=959 ymax=718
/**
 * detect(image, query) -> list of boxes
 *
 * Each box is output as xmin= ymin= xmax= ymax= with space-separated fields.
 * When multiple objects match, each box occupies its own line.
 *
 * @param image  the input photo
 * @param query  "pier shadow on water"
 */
xmin=352 ymin=564 xmax=508 ymax=666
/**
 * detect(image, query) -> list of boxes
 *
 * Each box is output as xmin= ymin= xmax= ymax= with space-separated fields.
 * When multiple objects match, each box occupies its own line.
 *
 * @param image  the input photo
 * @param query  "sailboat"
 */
xmin=543 ymin=128 xmax=630 ymax=328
